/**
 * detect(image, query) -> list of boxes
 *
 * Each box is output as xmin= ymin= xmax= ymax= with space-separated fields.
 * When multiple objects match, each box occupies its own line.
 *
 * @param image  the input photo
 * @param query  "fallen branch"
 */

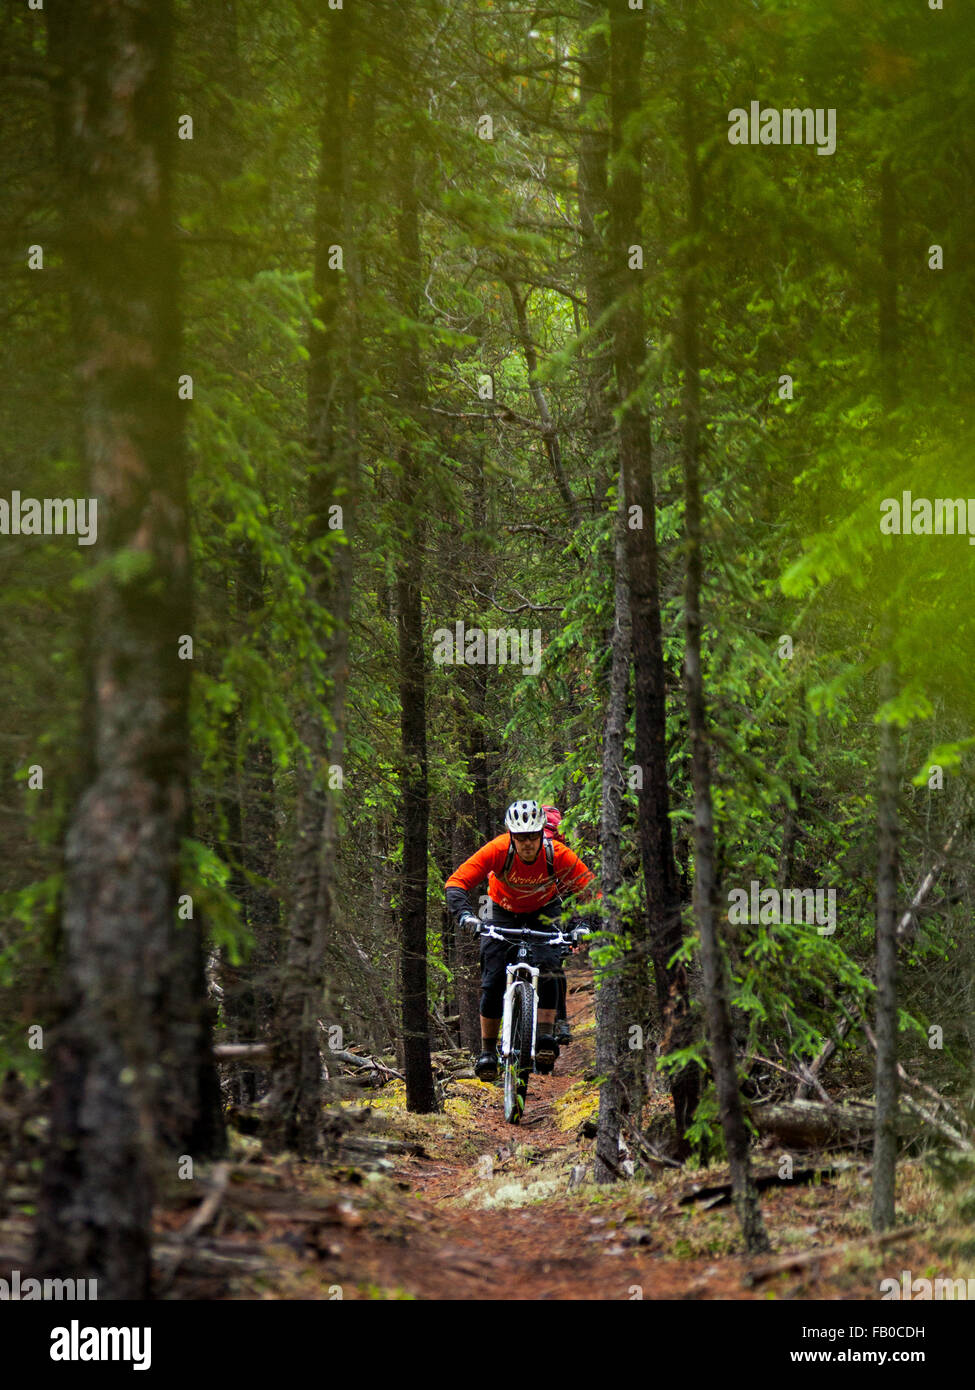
xmin=328 ymin=1049 xmax=404 ymax=1082
xmin=858 ymin=1017 xmax=972 ymax=1151
xmin=747 ymin=1053 xmax=833 ymax=1106
xmin=213 ymin=1044 xmax=270 ymax=1061
xmin=898 ymin=1092 xmax=969 ymax=1149
xmin=430 ymin=1003 xmax=458 ymax=1050
xmin=744 ymin=1222 xmax=935 ymax=1287
xmin=336 ymin=1135 xmax=427 ymax=1159
xmin=793 ymin=823 xmax=963 ymax=1100
xmin=155 ymin=1163 xmax=233 ymax=1295
xmin=178 ymin=1162 xmax=231 ymax=1244
xmin=795 ymin=1011 xmax=854 ymax=1101
xmin=623 ymin=1120 xmax=683 ymax=1172
xmin=154 ymin=1242 xmax=269 ymax=1279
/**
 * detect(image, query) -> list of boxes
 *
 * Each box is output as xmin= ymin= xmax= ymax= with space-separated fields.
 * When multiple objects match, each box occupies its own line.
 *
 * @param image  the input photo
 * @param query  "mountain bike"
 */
xmin=476 ymin=921 xmax=589 ymax=1124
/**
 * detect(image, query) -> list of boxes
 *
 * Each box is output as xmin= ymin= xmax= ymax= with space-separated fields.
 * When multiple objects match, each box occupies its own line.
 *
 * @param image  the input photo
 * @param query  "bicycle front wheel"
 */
xmin=503 ymin=981 xmax=534 ymax=1124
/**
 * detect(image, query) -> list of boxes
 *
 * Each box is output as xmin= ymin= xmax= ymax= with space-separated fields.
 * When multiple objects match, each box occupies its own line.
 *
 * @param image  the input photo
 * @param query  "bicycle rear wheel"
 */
xmin=503 ymin=982 xmax=534 ymax=1124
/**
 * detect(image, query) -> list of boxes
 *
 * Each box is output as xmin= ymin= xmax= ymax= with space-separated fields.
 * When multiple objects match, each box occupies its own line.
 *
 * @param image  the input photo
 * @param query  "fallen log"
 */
xmin=680 ymin=1161 xmax=856 ymax=1208
xmin=337 ymin=1135 xmax=427 ymax=1159
xmin=749 ymin=1098 xmax=877 ymax=1149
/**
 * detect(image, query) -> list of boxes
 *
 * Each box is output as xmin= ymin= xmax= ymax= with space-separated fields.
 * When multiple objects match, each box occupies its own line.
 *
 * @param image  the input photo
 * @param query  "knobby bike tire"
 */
xmin=504 ymin=981 xmax=534 ymax=1124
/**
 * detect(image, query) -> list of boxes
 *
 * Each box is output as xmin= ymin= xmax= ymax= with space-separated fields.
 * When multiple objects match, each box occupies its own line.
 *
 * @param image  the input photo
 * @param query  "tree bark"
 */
xmin=268 ymin=10 xmax=358 ymax=1155
xmin=872 ymin=672 xmax=900 ymax=1229
xmin=595 ymin=475 xmax=633 ymax=1182
xmin=751 ymin=1100 xmax=876 ymax=1149
xmin=777 ymin=683 xmax=807 ymax=892
xmin=608 ymin=0 xmax=699 ymax=1152
xmin=871 ymin=152 xmax=900 ymax=1232
xmin=394 ymin=137 xmax=438 ymax=1115
xmin=221 ymin=539 xmax=279 ymax=1105
xmin=678 ymin=38 xmax=769 ymax=1252
xmin=35 ymin=0 xmax=222 ymax=1298
xmin=578 ymin=0 xmax=615 ymax=506
xmin=451 ymin=778 xmax=482 ymax=1053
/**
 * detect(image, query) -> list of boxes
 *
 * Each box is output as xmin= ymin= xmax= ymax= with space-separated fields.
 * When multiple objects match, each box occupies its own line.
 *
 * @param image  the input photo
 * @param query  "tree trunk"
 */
xmin=578 ymin=0 xmax=615 ymax=506
xmin=395 ymin=138 xmax=438 ymax=1115
xmin=678 ymin=46 xmax=769 ymax=1252
xmin=451 ymin=780 xmax=482 ymax=1053
xmin=777 ymin=683 xmax=807 ymax=891
xmin=35 ymin=0 xmax=220 ymax=1298
xmin=608 ymin=0 xmax=699 ymax=1151
xmin=222 ymin=538 xmax=279 ymax=1104
xmin=268 ymin=11 xmax=358 ymax=1155
xmin=873 ymin=674 xmax=900 ymax=1229
xmin=467 ymin=652 xmax=493 ymax=844
xmin=595 ymin=475 xmax=633 ymax=1181
xmin=871 ymin=153 xmax=900 ymax=1232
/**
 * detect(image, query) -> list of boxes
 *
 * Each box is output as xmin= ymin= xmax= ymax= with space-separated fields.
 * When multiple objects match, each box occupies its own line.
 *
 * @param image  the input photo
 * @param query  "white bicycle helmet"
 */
xmin=504 ymin=799 xmax=546 ymax=833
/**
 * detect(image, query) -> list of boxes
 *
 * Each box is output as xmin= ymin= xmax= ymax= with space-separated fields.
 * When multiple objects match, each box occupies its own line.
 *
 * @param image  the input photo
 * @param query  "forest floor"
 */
xmin=150 ymin=961 xmax=975 ymax=1302
xmin=3 ymin=962 xmax=971 ymax=1302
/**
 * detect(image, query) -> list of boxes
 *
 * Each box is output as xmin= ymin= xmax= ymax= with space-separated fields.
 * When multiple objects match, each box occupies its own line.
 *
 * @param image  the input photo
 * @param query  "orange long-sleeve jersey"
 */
xmin=445 ymin=833 xmax=595 ymax=916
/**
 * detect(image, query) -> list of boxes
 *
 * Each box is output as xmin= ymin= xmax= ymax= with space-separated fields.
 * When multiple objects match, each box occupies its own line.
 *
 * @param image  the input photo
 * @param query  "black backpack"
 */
xmin=497 ymin=834 xmax=557 ymax=889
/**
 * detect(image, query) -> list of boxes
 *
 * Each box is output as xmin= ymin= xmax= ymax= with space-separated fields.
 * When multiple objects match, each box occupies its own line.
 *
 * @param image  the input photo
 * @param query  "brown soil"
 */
xmin=143 ymin=965 xmax=968 ymax=1302
xmin=1 ymin=967 xmax=966 ymax=1303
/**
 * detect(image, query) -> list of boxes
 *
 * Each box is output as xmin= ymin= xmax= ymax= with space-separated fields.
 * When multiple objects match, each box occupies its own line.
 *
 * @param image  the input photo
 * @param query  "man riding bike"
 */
xmin=445 ymin=798 xmax=596 ymax=1081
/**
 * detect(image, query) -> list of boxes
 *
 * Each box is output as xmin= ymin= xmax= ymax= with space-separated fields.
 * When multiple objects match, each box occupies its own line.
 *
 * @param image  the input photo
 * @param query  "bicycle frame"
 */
xmin=500 ymin=949 xmax=540 ymax=1064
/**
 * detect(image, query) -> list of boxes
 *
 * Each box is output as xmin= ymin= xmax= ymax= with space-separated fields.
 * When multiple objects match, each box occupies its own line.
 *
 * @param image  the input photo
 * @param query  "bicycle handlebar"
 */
xmin=476 ymin=922 xmax=591 ymax=945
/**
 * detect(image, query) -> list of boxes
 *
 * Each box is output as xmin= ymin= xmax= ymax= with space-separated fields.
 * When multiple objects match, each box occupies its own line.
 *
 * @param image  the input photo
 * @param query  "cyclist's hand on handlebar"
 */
xmin=459 ymin=912 xmax=481 ymax=934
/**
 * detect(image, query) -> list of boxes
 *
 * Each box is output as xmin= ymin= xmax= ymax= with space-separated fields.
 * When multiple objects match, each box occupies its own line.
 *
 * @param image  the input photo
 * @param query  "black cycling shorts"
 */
xmin=479 ymin=897 xmax=566 ymax=1019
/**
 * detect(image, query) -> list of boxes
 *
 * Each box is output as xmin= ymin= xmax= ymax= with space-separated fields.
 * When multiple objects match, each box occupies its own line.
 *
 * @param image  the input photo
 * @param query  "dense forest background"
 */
xmin=1 ymin=0 xmax=974 ymax=1301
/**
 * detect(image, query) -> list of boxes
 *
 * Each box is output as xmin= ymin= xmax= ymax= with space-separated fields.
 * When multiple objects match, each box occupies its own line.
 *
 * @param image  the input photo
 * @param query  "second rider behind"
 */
xmin=445 ymin=799 xmax=596 ymax=1080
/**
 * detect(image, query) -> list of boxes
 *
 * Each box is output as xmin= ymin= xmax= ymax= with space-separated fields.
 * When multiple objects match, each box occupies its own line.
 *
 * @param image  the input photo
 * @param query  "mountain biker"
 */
xmin=445 ymin=799 xmax=596 ymax=1082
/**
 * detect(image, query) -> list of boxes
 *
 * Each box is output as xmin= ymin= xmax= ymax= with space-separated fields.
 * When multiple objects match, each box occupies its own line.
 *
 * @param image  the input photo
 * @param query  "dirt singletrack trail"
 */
xmin=123 ymin=959 xmax=959 ymax=1302
xmin=317 ymin=962 xmax=700 ymax=1301
xmin=242 ymin=962 xmax=948 ymax=1303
